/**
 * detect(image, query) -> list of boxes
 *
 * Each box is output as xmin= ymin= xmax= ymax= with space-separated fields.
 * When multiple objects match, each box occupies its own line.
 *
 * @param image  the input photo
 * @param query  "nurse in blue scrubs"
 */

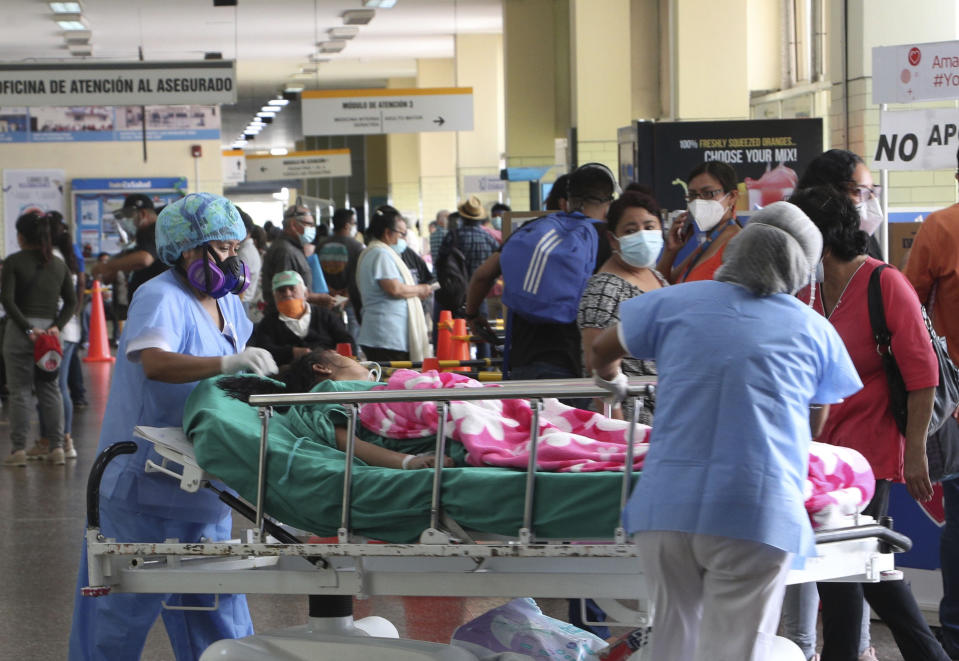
xmin=591 ymin=202 xmax=863 ymax=661
xmin=69 ymin=193 xmax=278 ymax=661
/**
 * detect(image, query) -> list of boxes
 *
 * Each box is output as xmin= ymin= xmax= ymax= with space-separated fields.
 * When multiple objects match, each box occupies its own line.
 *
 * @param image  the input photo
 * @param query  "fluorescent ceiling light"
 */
xmin=362 ymin=0 xmax=396 ymax=7
xmin=258 ymin=108 xmax=277 ymax=116
xmin=68 ymin=43 xmax=92 ymax=56
xmin=63 ymin=29 xmax=91 ymax=43
xmin=49 ymin=2 xmax=84 ymax=13
xmin=284 ymin=84 xmax=305 ymax=93
xmin=57 ymin=18 xmax=89 ymax=30
xmin=328 ymin=26 xmax=359 ymax=40
xmin=317 ymin=40 xmax=346 ymax=53
xmin=342 ymin=10 xmax=374 ymax=25
xmin=309 ymin=53 xmax=330 ymax=63
xmin=300 ymin=65 xmax=318 ymax=74
xmin=290 ymin=73 xmax=313 ymax=80
xmin=270 ymin=148 xmax=288 ymax=156
xmin=268 ymin=98 xmax=290 ymax=106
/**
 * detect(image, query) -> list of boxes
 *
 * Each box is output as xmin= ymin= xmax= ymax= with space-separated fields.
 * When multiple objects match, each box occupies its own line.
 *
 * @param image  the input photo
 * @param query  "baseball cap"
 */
xmin=114 ymin=193 xmax=155 ymax=219
xmin=272 ymin=270 xmax=305 ymax=290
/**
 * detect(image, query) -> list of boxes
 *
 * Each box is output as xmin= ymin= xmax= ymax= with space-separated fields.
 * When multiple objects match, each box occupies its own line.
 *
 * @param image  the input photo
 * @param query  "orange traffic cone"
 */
xmin=436 ymin=310 xmax=453 ymax=363
xmin=336 ymin=342 xmax=353 ymax=358
xmin=84 ymin=280 xmax=115 ymax=363
xmin=452 ymin=318 xmax=470 ymax=372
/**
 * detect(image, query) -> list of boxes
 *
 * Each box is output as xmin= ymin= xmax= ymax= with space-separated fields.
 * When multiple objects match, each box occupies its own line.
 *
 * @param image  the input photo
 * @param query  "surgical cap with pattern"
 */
xmin=714 ymin=201 xmax=823 ymax=296
xmin=155 ymin=193 xmax=246 ymax=266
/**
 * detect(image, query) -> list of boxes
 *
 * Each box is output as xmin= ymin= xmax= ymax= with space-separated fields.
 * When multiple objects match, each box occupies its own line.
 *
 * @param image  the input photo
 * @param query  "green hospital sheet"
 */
xmin=183 ymin=377 xmax=637 ymax=543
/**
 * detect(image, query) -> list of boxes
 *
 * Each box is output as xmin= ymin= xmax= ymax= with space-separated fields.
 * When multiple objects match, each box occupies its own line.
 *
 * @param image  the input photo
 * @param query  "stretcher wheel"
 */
xmin=81 ymin=586 xmax=111 ymax=597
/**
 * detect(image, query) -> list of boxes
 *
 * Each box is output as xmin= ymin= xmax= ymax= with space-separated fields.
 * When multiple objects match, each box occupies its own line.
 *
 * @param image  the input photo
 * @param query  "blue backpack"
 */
xmin=501 ymin=211 xmax=601 ymax=324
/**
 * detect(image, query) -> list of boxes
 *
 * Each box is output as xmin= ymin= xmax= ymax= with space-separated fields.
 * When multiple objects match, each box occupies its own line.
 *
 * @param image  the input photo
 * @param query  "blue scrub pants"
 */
xmin=941 ymin=475 xmax=959 ymax=658
xmin=69 ymin=499 xmax=253 ymax=661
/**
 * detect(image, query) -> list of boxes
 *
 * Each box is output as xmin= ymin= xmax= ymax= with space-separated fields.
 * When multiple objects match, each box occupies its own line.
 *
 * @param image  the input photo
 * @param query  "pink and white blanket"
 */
xmin=358 ymin=370 xmax=874 ymax=526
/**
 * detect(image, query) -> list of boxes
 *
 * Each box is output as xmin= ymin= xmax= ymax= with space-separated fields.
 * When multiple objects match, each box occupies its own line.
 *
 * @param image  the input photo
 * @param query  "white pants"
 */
xmin=635 ymin=531 xmax=792 ymax=661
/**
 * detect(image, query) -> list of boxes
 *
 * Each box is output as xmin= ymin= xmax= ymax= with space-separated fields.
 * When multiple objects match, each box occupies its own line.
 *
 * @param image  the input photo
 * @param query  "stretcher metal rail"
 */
xmin=83 ymin=378 xmax=911 ymax=610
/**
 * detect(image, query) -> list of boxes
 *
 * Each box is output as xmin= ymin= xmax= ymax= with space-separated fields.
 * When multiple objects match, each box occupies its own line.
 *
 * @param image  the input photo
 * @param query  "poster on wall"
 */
xmin=71 ymin=177 xmax=187 ymax=257
xmin=628 ymin=118 xmax=824 ymax=212
xmin=0 ymin=105 xmax=219 ymax=143
xmin=0 ymin=106 xmax=29 ymax=143
xmin=2 ymin=168 xmax=65 ymax=256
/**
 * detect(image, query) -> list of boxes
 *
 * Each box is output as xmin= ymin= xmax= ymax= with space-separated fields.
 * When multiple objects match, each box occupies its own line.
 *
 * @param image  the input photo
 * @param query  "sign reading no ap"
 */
xmin=302 ymin=87 xmax=474 ymax=136
xmin=245 ymin=149 xmax=351 ymax=182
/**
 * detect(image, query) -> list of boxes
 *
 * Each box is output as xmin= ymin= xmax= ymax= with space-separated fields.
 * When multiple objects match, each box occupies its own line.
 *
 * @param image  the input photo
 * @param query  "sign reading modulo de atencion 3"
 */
xmin=0 ymin=61 xmax=236 ymax=107
xmin=302 ymin=87 xmax=473 ymax=136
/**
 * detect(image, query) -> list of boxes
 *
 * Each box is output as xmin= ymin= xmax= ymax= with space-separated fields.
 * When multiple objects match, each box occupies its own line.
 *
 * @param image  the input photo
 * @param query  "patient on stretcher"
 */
xmin=219 ymin=350 xmax=455 ymax=470
xmin=211 ymin=349 xmax=875 ymax=530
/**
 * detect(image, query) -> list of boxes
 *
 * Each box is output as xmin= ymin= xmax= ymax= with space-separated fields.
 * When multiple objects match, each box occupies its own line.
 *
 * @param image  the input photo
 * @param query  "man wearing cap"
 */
xmin=260 ymin=204 xmax=333 ymax=311
xmin=92 ymin=193 xmax=165 ymax=304
xmin=437 ymin=196 xmax=500 ymax=357
xmin=250 ymin=271 xmax=354 ymax=368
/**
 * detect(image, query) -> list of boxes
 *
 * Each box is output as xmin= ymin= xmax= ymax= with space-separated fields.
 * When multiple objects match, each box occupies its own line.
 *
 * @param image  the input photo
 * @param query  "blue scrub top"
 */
xmin=619 ymin=280 xmax=861 ymax=559
xmin=356 ymin=246 xmax=409 ymax=352
xmin=96 ymin=270 xmax=252 ymax=523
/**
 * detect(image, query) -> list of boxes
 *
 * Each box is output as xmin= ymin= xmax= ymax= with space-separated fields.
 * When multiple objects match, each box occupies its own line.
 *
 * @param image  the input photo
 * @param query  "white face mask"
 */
xmin=348 ymin=224 xmax=358 ymax=238
xmin=814 ymin=261 xmax=824 ymax=283
xmin=857 ymin=197 xmax=883 ymax=236
xmin=687 ymin=198 xmax=727 ymax=233
xmin=616 ymin=230 xmax=664 ymax=268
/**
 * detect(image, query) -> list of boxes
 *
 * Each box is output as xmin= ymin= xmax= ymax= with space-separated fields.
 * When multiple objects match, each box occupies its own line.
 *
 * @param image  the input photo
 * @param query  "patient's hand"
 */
xmin=406 ymin=454 xmax=456 ymax=469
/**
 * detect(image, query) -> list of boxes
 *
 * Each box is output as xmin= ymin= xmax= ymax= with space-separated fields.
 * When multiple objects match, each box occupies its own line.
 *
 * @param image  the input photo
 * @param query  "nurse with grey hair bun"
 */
xmin=587 ymin=196 xmax=861 ymax=661
xmin=714 ymin=201 xmax=822 ymax=299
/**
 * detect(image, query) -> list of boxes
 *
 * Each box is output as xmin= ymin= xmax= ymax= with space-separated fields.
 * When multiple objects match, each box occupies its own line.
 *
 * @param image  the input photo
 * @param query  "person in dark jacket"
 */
xmin=250 ymin=270 xmax=353 ymax=368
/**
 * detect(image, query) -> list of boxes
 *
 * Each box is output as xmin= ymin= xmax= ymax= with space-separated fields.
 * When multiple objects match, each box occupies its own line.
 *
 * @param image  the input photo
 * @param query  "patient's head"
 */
xmin=218 ymin=349 xmax=371 ymax=405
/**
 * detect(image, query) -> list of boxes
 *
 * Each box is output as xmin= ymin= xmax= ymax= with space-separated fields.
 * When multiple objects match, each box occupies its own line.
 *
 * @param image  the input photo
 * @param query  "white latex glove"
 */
xmin=221 ymin=347 xmax=279 ymax=377
xmin=593 ymin=369 xmax=629 ymax=406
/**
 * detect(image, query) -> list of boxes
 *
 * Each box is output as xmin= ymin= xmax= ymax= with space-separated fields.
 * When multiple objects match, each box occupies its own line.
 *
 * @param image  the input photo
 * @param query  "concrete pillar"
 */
xmin=674 ymin=0 xmax=749 ymax=120
xmin=503 ymin=0 xmax=570 ymax=208
xmin=456 ymin=32 xmax=506 ymax=210
xmin=570 ymin=0 xmax=633 ymax=168
xmin=417 ymin=59 xmax=458 ymax=224
xmin=386 ymin=76 xmax=421 ymax=216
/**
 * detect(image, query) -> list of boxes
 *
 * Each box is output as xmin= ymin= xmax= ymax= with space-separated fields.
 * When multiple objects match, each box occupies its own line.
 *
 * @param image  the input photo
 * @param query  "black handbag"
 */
xmin=867 ymin=264 xmax=959 ymax=481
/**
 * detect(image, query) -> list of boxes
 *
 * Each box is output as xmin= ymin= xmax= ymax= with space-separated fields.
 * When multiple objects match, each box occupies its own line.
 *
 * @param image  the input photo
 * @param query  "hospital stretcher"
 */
xmin=81 ymin=378 xmax=913 ymax=660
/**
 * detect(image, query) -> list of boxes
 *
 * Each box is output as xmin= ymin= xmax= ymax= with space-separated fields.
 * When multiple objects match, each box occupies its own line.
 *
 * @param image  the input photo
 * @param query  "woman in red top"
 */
xmin=791 ymin=185 xmax=947 ymax=661
xmin=657 ymin=161 xmax=741 ymax=283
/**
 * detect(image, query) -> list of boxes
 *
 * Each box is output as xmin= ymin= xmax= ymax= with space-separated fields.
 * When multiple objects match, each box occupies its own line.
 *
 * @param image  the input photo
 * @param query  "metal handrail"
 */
xmin=248 ymin=377 xmax=656 ymax=407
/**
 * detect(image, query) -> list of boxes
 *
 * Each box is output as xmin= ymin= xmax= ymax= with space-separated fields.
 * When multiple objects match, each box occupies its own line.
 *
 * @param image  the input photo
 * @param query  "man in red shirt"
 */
xmin=903 ymin=149 xmax=959 ymax=659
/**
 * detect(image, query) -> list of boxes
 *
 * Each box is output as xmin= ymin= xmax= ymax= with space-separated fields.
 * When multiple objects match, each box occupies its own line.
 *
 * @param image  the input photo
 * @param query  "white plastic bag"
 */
xmin=451 ymin=598 xmax=608 ymax=661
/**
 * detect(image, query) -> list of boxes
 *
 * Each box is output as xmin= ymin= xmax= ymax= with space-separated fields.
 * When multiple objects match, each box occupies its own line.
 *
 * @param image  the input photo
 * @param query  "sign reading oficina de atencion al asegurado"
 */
xmin=0 ymin=61 xmax=237 ymax=107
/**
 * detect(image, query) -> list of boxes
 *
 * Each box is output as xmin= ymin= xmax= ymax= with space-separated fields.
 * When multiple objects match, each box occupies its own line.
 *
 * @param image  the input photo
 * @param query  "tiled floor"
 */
xmin=0 ymin=359 xmax=924 ymax=659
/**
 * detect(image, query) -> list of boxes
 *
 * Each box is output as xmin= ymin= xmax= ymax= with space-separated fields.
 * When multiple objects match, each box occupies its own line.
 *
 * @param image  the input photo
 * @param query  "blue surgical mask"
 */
xmin=300 ymin=225 xmax=317 ymax=245
xmin=492 ymin=216 xmax=502 ymax=230
xmin=616 ymin=230 xmax=663 ymax=268
xmin=392 ymin=238 xmax=408 ymax=255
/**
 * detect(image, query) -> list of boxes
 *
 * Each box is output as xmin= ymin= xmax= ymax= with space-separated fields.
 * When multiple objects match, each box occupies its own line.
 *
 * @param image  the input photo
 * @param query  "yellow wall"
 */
xmin=386 ymin=76 xmax=422 ymax=216
xmin=746 ymin=0 xmax=781 ymax=93
xmin=675 ymin=0 xmax=749 ymax=119
xmin=504 ymin=0 xmax=569 ymax=165
xmin=416 ymin=59 xmax=458 ymax=222
xmin=456 ymin=33 xmax=507 ymax=211
xmin=630 ymin=0 xmax=662 ymax=120
xmin=0 ymin=138 xmax=222 ymax=256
